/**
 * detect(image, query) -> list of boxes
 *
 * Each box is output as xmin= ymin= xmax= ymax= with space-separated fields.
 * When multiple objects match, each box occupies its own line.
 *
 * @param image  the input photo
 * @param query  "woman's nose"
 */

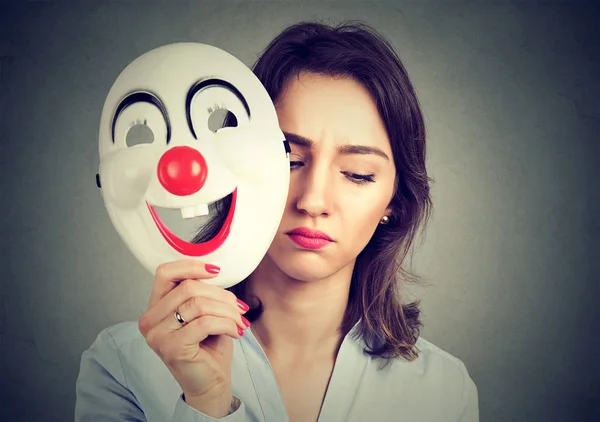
xmin=157 ymin=146 xmax=208 ymax=196
xmin=295 ymin=168 xmax=331 ymax=217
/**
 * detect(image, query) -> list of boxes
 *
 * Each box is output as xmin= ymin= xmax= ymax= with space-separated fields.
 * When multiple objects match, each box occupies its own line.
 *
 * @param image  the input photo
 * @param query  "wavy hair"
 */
xmin=192 ymin=21 xmax=433 ymax=363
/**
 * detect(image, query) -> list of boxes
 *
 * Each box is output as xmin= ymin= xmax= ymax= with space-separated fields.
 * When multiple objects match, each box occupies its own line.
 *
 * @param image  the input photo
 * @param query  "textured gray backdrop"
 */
xmin=0 ymin=1 xmax=598 ymax=421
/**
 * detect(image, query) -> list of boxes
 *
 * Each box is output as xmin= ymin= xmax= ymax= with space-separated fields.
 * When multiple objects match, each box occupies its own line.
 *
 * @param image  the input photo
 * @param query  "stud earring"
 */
xmin=380 ymin=215 xmax=390 ymax=225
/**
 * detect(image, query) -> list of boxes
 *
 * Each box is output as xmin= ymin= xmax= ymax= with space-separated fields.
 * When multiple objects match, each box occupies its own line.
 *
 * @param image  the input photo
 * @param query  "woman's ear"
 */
xmin=384 ymin=205 xmax=393 ymax=218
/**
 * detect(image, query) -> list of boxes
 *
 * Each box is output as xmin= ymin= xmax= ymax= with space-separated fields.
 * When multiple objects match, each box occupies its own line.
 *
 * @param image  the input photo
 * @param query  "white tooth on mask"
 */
xmin=194 ymin=203 xmax=209 ymax=216
xmin=180 ymin=206 xmax=196 ymax=219
xmin=180 ymin=203 xmax=210 ymax=219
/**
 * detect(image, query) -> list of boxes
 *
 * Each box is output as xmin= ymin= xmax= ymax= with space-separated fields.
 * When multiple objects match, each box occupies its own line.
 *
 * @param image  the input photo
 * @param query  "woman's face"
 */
xmin=265 ymin=71 xmax=397 ymax=282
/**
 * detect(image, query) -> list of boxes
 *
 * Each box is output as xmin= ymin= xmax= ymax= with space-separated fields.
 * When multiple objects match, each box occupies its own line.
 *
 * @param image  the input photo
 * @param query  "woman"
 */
xmin=76 ymin=21 xmax=479 ymax=422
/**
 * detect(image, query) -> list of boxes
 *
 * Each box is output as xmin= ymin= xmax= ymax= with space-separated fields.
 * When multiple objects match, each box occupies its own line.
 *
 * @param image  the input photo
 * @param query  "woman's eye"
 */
xmin=343 ymin=172 xmax=376 ymax=185
xmin=289 ymin=161 xmax=375 ymax=185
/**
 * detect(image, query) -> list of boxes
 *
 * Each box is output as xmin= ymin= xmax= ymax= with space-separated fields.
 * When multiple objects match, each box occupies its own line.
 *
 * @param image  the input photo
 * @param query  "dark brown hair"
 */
xmin=193 ymin=21 xmax=433 ymax=363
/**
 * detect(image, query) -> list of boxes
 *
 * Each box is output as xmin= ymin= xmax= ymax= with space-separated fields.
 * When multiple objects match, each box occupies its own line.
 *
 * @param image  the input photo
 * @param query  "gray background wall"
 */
xmin=1 ymin=1 xmax=598 ymax=421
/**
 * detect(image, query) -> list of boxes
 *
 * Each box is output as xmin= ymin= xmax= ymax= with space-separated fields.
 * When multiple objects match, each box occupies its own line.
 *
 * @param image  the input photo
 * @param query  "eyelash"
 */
xmin=206 ymin=103 xmax=224 ymax=114
xmin=289 ymin=161 xmax=376 ymax=185
xmin=129 ymin=118 xmax=147 ymax=127
xmin=130 ymin=102 xmax=224 ymax=125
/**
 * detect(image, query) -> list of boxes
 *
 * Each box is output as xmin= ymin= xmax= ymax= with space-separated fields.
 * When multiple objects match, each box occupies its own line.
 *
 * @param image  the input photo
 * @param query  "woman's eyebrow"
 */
xmin=284 ymin=132 xmax=313 ymax=148
xmin=283 ymin=132 xmax=389 ymax=160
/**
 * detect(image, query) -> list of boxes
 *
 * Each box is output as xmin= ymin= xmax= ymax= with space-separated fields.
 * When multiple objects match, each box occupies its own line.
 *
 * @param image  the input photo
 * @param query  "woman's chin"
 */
xmin=268 ymin=253 xmax=342 ymax=283
xmin=286 ymin=268 xmax=331 ymax=283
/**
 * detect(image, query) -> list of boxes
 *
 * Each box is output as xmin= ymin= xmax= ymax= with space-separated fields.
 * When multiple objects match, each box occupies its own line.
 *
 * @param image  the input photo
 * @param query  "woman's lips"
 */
xmin=146 ymin=188 xmax=237 ymax=256
xmin=285 ymin=227 xmax=334 ymax=250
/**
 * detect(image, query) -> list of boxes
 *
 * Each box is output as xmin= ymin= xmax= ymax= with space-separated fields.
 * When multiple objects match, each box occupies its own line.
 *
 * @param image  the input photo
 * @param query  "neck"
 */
xmin=245 ymin=255 xmax=354 ymax=363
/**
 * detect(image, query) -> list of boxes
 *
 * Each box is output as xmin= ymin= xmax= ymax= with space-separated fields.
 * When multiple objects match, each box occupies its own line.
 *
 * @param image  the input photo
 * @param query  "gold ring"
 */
xmin=174 ymin=309 xmax=186 ymax=325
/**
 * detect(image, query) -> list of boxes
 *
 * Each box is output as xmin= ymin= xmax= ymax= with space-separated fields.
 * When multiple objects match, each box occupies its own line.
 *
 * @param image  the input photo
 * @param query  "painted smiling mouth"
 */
xmin=146 ymin=188 xmax=237 ymax=256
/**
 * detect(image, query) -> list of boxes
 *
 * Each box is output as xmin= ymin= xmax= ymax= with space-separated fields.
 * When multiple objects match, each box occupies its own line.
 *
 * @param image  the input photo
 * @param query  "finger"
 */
xmin=175 ymin=295 xmax=249 ymax=333
xmin=150 ymin=288 xmax=248 ymax=335
xmin=146 ymin=315 xmax=241 ymax=361
xmin=143 ymin=278 xmax=244 ymax=331
xmin=174 ymin=315 xmax=242 ymax=347
xmin=148 ymin=259 xmax=220 ymax=309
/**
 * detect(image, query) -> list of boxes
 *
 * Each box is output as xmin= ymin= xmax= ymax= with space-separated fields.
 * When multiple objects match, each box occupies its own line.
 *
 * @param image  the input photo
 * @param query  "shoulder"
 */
xmin=414 ymin=337 xmax=478 ymax=419
xmin=82 ymin=321 xmax=148 ymax=366
xmin=411 ymin=337 xmax=479 ymax=420
xmin=77 ymin=321 xmax=185 ymax=419
xmin=361 ymin=336 xmax=478 ymax=420
xmin=79 ymin=321 xmax=155 ymax=383
xmin=84 ymin=320 xmax=168 ymax=377
xmin=405 ymin=336 xmax=476 ymax=396
xmin=96 ymin=320 xmax=147 ymax=350
xmin=366 ymin=335 xmax=472 ymax=381
xmin=413 ymin=336 xmax=472 ymax=376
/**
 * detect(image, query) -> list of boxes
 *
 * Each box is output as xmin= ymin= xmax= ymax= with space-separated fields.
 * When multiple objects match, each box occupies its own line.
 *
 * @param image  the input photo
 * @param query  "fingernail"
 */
xmin=205 ymin=264 xmax=220 ymax=274
xmin=236 ymin=299 xmax=249 ymax=312
xmin=241 ymin=316 xmax=251 ymax=328
xmin=237 ymin=327 xmax=244 ymax=336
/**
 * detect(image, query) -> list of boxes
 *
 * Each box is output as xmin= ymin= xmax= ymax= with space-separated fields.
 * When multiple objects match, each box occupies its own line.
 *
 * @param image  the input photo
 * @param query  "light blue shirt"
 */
xmin=75 ymin=321 xmax=479 ymax=421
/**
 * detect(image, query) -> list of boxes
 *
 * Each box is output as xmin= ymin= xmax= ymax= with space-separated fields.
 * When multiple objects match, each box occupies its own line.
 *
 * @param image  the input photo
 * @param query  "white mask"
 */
xmin=97 ymin=43 xmax=289 ymax=288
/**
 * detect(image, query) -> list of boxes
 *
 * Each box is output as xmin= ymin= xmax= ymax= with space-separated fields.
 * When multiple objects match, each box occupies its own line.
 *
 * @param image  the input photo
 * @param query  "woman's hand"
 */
xmin=137 ymin=259 xmax=250 ymax=417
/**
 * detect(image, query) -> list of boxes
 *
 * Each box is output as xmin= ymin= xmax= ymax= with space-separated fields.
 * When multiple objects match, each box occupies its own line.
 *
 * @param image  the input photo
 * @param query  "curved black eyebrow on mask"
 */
xmin=185 ymin=78 xmax=251 ymax=140
xmin=111 ymin=91 xmax=171 ymax=143
xmin=283 ymin=132 xmax=390 ymax=160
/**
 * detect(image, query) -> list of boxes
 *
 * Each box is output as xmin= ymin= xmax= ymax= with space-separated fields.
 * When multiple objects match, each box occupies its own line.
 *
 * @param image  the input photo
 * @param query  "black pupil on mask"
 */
xmin=208 ymin=110 xmax=238 ymax=132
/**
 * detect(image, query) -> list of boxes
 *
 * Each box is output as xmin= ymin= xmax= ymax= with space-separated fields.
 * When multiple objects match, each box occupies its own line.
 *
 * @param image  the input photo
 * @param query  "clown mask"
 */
xmin=97 ymin=43 xmax=290 ymax=288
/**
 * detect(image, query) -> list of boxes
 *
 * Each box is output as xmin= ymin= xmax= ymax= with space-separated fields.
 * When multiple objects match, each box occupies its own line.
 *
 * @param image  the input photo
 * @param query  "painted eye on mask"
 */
xmin=189 ymin=82 xmax=250 ymax=139
xmin=112 ymin=97 xmax=168 ymax=149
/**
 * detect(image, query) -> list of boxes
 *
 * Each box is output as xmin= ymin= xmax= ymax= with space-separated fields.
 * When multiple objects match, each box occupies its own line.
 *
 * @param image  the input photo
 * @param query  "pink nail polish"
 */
xmin=205 ymin=264 xmax=220 ymax=274
xmin=241 ymin=316 xmax=251 ymax=328
xmin=236 ymin=299 xmax=249 ymax=312
xmin=237 ymin=327 xmax=244 ymax=336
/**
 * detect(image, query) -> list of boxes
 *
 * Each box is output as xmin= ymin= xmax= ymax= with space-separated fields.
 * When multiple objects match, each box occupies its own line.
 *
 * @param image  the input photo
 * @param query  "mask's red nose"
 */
xmin=157 ymin=146 xmax=208 ymax=196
